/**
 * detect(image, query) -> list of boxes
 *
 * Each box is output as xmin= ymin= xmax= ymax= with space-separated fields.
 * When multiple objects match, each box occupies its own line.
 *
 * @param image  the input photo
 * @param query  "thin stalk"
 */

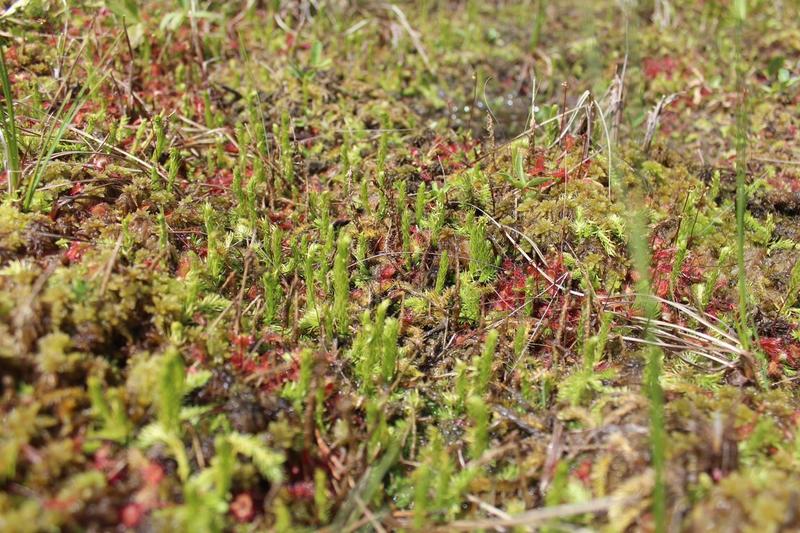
xmin=529 ymin=0 xmax=545 ymax=52
xmin=732 ymin=0 xmax=767 ymax=386
xmin=627 ymin=206 xmax=666 ymax=533
xmin=733 ymin=5 xmax=750 ymax=352
xmin=0 ymin=44 xmax=20 ymax=197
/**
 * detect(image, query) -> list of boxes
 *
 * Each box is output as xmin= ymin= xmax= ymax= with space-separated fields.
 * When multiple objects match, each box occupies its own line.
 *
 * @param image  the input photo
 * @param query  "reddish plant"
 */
xmin=643 ymin=56 xmax=680 ymax=80
xmin=529 ymin=155 xmax=546 ymax=176
xmin=378 ymin=263 xmax=397 ymax=282
xmin=493 ymin=260 xmax=535 ymax=311
xmin=90 ymin=203 xmax=110 ymax=219
xmin=141 ymin=462 xmax=165 ymax=488
xmin=92 ymin=445 xmax=126 ymax=484
xmin=573 ymin=459 xmax=593 ymax=485
xmin=286 ymin=481 xmax=315 ymax=501
xmin=649 ymin=244 xmax=703 ymax=299
xmin=230 ymin=492 xmax=255 ymax=523
xmin=64 ymin=241 xmax=89 ymax=264
xmin=206 ymin=169 xmax=234 ymax=194
xmin=760 ymin=337 xmax=799 ymax=367
xmin=120 ymin=502 xmax=144 ymax=528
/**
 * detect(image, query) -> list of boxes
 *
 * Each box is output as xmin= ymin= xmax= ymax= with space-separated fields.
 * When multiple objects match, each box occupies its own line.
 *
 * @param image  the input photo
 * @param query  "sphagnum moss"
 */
xmin=1 ymin=1 xmax=800 ymax=531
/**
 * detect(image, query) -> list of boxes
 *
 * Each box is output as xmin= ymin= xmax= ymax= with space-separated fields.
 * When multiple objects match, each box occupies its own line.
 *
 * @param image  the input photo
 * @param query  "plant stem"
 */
xmin=733 ymin=9 xmax=750 ymax=353
xmin=628 ymin=205 xmax=666 ymax=533
xmin=0 ymin=44 xmax=20 ymax=197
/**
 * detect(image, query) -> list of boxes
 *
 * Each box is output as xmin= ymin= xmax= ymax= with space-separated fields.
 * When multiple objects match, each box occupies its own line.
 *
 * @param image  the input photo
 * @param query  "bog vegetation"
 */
xmin=1 ymin=0 xmax=800 ymax=531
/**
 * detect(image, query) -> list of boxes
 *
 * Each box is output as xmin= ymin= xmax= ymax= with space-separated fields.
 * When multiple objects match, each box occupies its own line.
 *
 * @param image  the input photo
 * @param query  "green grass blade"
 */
xmin=628 ymin=205 xmax=667 ymax=533
xmin=0 ymin=43 xmax=20 ymax=197
xmin=21 ymin=71 xmax=104 ymax=211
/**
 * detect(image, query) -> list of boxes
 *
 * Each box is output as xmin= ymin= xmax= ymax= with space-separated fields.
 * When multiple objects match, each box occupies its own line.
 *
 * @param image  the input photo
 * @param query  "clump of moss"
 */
xmin=1 ymin=0 xmax=800 ymax=531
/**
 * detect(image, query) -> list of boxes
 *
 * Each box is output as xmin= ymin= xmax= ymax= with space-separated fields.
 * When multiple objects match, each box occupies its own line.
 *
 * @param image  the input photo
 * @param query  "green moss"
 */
xmin=2 ymin=1 xmax=800 ymax=530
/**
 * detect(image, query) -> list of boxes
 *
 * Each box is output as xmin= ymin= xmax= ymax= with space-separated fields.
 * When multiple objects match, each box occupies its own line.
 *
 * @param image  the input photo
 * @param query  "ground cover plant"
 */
xmin=1 ymin=0 xmax=800 ymax=531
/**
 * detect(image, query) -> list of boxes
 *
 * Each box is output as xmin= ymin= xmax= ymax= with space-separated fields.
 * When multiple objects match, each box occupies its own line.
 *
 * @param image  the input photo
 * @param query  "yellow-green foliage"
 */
xmin=0 ymin=205 xmax=34 ymax=253
xmin=3 ymin=1 xmax=800 ymax=531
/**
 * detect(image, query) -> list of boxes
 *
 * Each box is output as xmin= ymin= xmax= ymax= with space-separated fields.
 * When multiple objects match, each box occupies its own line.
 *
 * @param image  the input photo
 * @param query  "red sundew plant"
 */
xmin=206 ymin=169 xmax=234 ymax=193
xmin=760 ymin=337 xmax=800 ymax=376
xmin=68 ymin=182 xmax=84 ymax=196
xmin=188 ymin=343 xmax=208 ymax=366
xmin=230 ymin=493 xmax=256 ymax=523
xmin=529 ymin=154 xmax=546 ymax=176
xmin=767 ymin=171 xmax=800 ymax=194
xmin=228 ymin=333 xmax=302 ymax=391
xmin=120 ymin=502 xmax=145 ymax=528
xmin=64 ymin=241 xmax=89 ymax=264
xmin=286 ymin=481 xmax=315 ymax=501
xmin=378 ymin=263 xmax=397 ymax=282
xmin=92 ymin=446 xmax=127 ymax=484
xmin=229 ymin=334 xmax=256 ymax=371
xmin=643 ymin=56 xmax=681 ymax=80
xmin=492 ymin=260 xmax=536 ymax=311
xmin=650 ymin=246 xmax=703 ymax=299
xmin=413 ymin=136 xmax=476 ymax=180
xmin=573 ymin=459 xmax=593 ymax=485
xmin=117 ymin=461 xmax=166 ymax=528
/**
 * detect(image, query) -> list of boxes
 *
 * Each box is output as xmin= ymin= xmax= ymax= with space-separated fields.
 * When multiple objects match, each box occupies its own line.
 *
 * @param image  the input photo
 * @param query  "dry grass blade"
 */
xmin=67 ymin=124 xmax=168 ymax=181
xmin=550 ymin=89 xmax=591 ymax=148
xmin=385 ymin=4 xmax=434 ymax=75
xmin=439 ymin=496 xmax=637 ymax=530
